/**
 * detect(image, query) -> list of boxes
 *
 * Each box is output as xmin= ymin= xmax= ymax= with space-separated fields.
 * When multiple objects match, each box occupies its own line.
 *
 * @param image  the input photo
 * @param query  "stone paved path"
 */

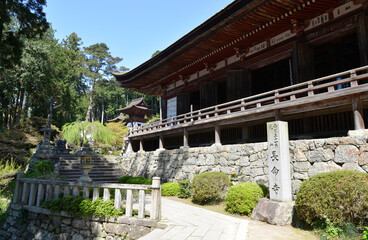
xmin=139 ymin=198 xmax=248 ymax=240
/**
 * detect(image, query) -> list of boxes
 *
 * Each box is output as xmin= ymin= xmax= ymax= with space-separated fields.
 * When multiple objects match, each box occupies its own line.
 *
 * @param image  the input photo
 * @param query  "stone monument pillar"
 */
xmin=267 ymin=121 xmax=292 ymax=201
xmin=251 ymin=121 xmax=294 ymax=226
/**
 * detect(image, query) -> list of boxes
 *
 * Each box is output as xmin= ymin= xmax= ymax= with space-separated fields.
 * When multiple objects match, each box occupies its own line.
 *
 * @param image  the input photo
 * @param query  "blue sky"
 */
xmin=44 ymin=0 xmax=234 ymax=71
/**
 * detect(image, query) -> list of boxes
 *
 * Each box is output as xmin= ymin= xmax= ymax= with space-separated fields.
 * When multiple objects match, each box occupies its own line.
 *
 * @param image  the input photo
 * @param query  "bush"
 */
xmin=192 ymin=171 xmax=230 ymax=205
xmin=225 ymin=182 xmax=265 ymax=216
xmin=42 ymin=195 xmax=124 ymax=218
xmin=161 ymin=182 xmax=181 ymax=196
xmin=179 ymin=179 xmax=192 ymax=199
xmin=118 ymin=176 xmax=152 ymax=185
xmin=25 ymin=160 xmax=53 ymax=179
xmin=118 ymin=176 xmax=133 ymax=184
xmin=295 ymin=170 xmax=368 ymax=229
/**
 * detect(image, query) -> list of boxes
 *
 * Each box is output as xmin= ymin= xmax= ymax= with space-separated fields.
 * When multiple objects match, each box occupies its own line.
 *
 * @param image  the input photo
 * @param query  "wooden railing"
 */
xmin=130 ymin=65 xmax=368 ymax=137
xmin=12 ymin=172 xmax=161 ymax=220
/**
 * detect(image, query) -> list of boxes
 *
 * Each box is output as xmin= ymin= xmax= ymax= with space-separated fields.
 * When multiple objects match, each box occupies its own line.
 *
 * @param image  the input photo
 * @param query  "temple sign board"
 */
xmin=167 ymin=97 xmax=177 ymax=119
xmin=267 ymin=121 xmax=292 ymax=202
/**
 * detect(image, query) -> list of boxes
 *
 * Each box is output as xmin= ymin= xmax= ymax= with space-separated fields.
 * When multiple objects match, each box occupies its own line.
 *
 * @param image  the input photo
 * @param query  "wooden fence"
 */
xmin=130 ymin=65 xmax=368 ymax=138
xmin=12 ymin=172 xmax=161 ymax=220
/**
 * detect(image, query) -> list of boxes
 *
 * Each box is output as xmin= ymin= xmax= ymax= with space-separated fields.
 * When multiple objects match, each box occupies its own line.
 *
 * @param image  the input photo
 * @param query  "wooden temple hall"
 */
xmin=114 ymin=0 xmax=368 ymax=152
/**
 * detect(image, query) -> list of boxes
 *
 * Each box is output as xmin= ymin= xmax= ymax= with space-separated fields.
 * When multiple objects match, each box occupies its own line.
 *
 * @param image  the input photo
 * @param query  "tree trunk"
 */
xmin=85 ymin=80 xmax=96 ymax=122
xmin=22 ymin=92 xmax=29 ymax=121
xmin=16 ymin=89 xmax=25 ymax=123
xmin=101 ymin=100 xmax=105 ymax=124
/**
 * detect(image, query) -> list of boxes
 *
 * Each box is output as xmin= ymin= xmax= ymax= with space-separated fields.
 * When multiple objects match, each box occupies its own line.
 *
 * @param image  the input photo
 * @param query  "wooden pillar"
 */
xmin=274 ymin=110 xmax=282 ymax=121
xmin=183 ymin=128 xmax=188 ymax=147
xmin=126 ymin=138 xmax=133 ymax=152
xmin=292 ymin=41 xmax=315 ymax=84
xmin=242 ymin=126 xmax=249 ymax=143
xmin=214 ymin=124 xmax=221 ymax=145
xmin=352 ymin=95 xmax=365 ymax=130
xmin=200 ymin=81 xmax=217 ymax=108
xmin=357 ymin=15 xmax=368 ymax=66
xmin=159 ymin=135 xmax=164 ymax=149
xmin=226 ymin=69 xmax=252 ymax=101
xmin=139 ymin=139 xmax=144 ymax=152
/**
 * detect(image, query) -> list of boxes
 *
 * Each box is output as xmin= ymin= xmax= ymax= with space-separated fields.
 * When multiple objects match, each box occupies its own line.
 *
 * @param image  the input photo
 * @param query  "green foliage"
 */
xmin=225 ymin=182 xmax=265 ymax=216
xmin=0 ymin=198 xmax=10 ymax=226
xmin=118 ymin=176 xmax=133 ymax=184
xmin=118 ymin=176 xmax=152 ymax=185
xmin=295 ymin=170 xmax=368 ymax=229
xmin=62 ymin=121 xmax=116 ymax=147
xmin=105 ymin=121 xmax=129 ymax=146
xmin=161 ymin=182 xmax=181 ymax=196
xmin=192 ymin=172 xmax=230 ymax=205
xmin=0 ymin=159 xmax=21 ymax=192
xmin=178 ymin=179 xmax=192 ymax=199
xmin=312 ymin=218 xmax=359 ymax=240
xmin=362 ymin=227 xmax=368 ymax=239
xmin=25 ymin=160 xmax=53 ymax=178
xmin=42 ymin=195 xmax=124 ymax=218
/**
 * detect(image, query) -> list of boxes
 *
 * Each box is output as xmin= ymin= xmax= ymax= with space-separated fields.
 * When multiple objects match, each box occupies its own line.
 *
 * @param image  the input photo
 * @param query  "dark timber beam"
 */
xmin=352 ymin=95 xmax=365 ymax=130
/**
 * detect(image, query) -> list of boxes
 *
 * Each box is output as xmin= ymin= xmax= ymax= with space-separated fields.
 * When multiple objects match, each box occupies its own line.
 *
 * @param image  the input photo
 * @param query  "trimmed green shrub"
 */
xmin=225 ymin=182 xmax=265 ymax=216
xmin=161 ymin=182 xmax=181 ymax=196
xmin=295 ymin=170 xmax=368 ymax=229
xmin=118 ymin=175 xmax=133 ymax=184
xmin=42 ymin=195 xmax=125 ymax=218
xmin=179 ymin=179 xmax=192 ymax=199
xmin=192 ymin=171 xmax=230 ymax=205
xmin=118 ymin=176 xmax=152 ymax=185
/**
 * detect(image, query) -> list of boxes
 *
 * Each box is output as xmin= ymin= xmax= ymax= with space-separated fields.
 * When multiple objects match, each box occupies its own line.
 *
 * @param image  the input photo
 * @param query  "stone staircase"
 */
xmin=58 ymin=155 xmax=124 ymax=183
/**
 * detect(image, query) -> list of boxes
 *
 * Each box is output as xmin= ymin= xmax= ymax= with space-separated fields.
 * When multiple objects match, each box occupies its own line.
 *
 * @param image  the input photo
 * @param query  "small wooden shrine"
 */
xmin=107 ymin=114 xmax=127 ymax=123
xmin=116 ymin=98 xmax=155 ymax=124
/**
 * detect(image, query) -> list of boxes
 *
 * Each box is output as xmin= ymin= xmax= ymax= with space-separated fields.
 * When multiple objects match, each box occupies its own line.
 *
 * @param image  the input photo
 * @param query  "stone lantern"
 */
xmin=75 ymin=143 xmax=96 ymax=183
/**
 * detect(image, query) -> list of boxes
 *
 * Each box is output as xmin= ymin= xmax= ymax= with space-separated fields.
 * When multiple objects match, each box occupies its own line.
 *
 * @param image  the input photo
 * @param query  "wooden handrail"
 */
xmin=129 ymin=65 xmax=368 ymax=135
xmin=13 ymin=172 xmax=161 ymax=220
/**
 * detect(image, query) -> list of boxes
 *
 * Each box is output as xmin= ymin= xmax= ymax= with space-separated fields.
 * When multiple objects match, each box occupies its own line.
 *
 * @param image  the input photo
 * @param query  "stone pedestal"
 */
xmin=251 ymin=198 xmax=295 ymax=226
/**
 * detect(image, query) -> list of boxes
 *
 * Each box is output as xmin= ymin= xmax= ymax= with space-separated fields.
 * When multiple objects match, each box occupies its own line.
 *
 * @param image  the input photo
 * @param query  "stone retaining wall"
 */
xmin=0 ymin=204 xmax=164 ymax=240
xmin=120 ymin=136 xmax=368 ymax=197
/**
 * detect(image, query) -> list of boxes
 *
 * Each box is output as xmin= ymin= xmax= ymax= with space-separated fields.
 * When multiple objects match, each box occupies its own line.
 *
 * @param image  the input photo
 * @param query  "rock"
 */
xmin=72 ymin=219 xmax=85 ymax=230
xmin=293 ymin=172 xmax=308 ymax=180
xmin=62 ymin=217 xmax=72 ymax=225
xmin=293 ymin=162 xmax=311 ymax=172
xmin=71 ymin=233 xmax=84 ymax=240
xmin=305 ymin=148 xmax=333 ymax=163
xmin=103 ymin=223 xmax=130 ymax=235
xmin=251 ymin=198 xmax=294 ymax=226
xmin=308 ymin=162 xmax=341 ymax=176
xmin=291 ymin=179 xmax=302 ymax=195
xmin=341 ymin=162 xmax=365 ymax=172
xmin=335 ymin=145 xmax=360 ymax=163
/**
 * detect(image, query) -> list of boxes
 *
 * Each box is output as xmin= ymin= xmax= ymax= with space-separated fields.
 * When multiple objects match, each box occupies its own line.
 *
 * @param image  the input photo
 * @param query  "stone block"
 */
xmin=305 ymin=148 xmax=333 ymax=163
xmin=251 ymin=198 xmax=294 ymax=226
xmin=341 ymin=162 xmax=365 ymax=172
xmin=308 ymin=162 xmax=341 ymax=177
xmin=293 ymin=161 xmax=311 ymax=172
xmin=71 ymin=233 xmax=84 ymax=240
xmin=335 ymin=145 xmax=360 ymax=163
xmin=72 ymin=219 xmax=85 ymax=230
xmin=103 ymin=223 xmax=130 ymax=235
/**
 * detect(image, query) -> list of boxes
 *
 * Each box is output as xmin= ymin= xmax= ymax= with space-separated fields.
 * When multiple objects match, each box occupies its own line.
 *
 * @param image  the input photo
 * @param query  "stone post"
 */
xmin=13 ymin=172 xmax=24 ymax=204
xmin=150 ymin=177 xmax=161 ymax=220
xmin=251 ymin=121 xmax=294 ymax=226
xmin=267 ymin=121 xmax=292 ymax=201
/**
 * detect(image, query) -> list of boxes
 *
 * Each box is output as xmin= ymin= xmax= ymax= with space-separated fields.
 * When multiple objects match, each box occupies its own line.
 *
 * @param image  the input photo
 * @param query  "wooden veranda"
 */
xmin=126 ymin=66 xmax=368 ymax=152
